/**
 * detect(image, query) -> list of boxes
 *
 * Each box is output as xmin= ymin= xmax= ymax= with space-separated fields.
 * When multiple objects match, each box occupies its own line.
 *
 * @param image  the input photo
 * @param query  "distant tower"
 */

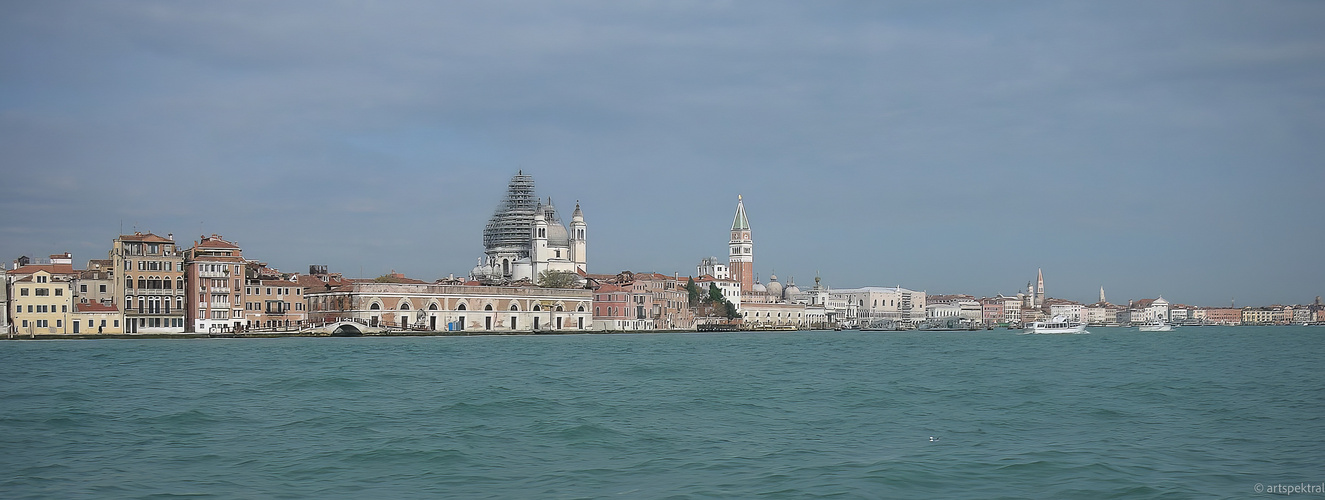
xmin=1036 ymin=268 xmax=1045 ymax=307
xmin=729 ymin=195 xmax=754 ymax=293
xmin=531 ymin=199 xmax=549 ymax=277
xmin=1099 ymin=286 xmax=1106 ymax=304
xmin=569 ymin=201 xmax=587 ymax=273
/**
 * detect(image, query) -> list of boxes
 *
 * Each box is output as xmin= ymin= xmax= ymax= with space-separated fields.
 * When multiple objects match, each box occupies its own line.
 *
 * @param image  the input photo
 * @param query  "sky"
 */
xmin=2 ymin=1 xmax=1322 ymax=307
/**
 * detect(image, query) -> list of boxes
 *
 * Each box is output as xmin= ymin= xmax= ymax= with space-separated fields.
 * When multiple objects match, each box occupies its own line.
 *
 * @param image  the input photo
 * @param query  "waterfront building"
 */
xmin=629 ymin=273 xmax=695 ymax=330
xmin=926 ymin=302 xmax=961 ymax=319
xmin=1000 ymin=295 xmax=1023 ymax=325
xmin=184 ymin=235 xmax=247 ymax=333
xmin=833 ymin=287 xmax=927 ymax=324
xmin=72 ymin=302 xmax=124 ymax=334
xmin=1241 ymin=307 xmax=1272 ymax=326
xmin=1169 ymin=304 xmax=1196 ymax=324
xmin=245 ymin=276 xmax=308 ymax=331
xmin=472 ymin=172 xmax=587 ymax=283
xmin=1126 ymin=297 xmax=1170 ymax=325
xmin=728 ymin=196 xmax=753 ymax=293
xmin=0 ymin=267 xmax=7 ymax=334
xmin=111 ymin=233 xmax=186 ymax=333
xmin=9 ymin=268 xmax=75 ymax=335
xmin=738 ymin=302 xmax=813 ymax=329
xmin=980 ymin=298 xmax=1005 ymax=325
xmin=307 ymin=282 xmax=592 ymax=332
xmin=697 ymin=257 xmax=729 ymax=280
xmin=77 ymin=259 xmax=116 ymax=306
xmin=1047 ymin=299 xmax=1084 ymax=323
xmin=1292 ymin=306 xmax=1313 ymax=325
xmin=591 ymin=283 xmax=652 ymax=331
xmin=1082 ymin=301 xmax=1122 ymax=326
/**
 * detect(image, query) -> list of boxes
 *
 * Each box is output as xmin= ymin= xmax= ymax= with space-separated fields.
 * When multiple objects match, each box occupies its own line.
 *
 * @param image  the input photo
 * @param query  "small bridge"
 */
xmin=305 ymin=320 xmax=388 ymax=336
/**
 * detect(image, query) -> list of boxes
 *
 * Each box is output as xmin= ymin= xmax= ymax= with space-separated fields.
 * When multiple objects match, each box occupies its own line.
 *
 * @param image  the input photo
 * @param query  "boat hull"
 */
xmin=1138 ymin=325 xmax=1173 ymax=332
xmin=1022 ymin=324 xmax=1088 ymax=334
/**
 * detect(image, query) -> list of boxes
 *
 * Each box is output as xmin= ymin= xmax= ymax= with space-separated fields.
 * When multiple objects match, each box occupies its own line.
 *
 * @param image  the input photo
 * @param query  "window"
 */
xmin=20 ymin=288 xmax=28 ymax=296
xmin=55 ymin=289 xmax=62 ymax=296
xmin=81 ymin=285 xmax=88 ymax=293
xmin=36 ymin=275 xmax=47 ymax=283
xmin=35 ymin=288 xmax=49 ymax=296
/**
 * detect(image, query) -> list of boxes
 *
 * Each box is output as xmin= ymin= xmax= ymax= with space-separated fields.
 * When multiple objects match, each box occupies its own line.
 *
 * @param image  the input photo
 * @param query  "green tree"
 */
xmin=686 ymin=278 xmax=700 ymax=307
xmin=707 ymin=283 xmax=724 ymax=303
xmin=537 ymin=270 xmax=580 ymax=289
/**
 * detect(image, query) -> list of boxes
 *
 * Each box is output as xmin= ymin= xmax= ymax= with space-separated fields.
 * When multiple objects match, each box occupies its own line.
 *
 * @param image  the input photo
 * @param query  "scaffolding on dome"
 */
xmin=483 ymin=172 xmax=539 ymax=252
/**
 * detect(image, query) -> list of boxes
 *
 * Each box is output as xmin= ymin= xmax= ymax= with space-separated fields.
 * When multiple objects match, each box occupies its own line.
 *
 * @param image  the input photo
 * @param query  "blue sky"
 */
xmin=2 ymin=1 xmax=1322 ymax=306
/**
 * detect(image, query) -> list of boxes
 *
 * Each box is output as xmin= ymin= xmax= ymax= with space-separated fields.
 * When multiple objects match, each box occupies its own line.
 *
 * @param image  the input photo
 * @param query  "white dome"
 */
xmin=765 ymin=275 xmax=783 ymax=300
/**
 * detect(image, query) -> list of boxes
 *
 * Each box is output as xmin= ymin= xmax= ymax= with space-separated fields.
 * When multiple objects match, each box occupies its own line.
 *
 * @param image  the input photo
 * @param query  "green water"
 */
xmin=1 ymin=327 xmax=1321 ymax=498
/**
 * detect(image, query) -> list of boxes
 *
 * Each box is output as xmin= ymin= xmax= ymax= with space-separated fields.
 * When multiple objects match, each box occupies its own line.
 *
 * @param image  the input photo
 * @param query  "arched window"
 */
xmin=577 ymin=305 xmax=585 ymax=312
xmin=458 ymin=304 xmax=467 ymax=311
xmin=400 ymin=303 xmax=410 ymax=310
xmin=510 ymin=304 xmax=519 ymax=311
xmin=533 ymin=305 xmax=541 ymax=312
xmin=484 ymin=304 xmax=493 ymax=311
xmin=555 ymin=305 xmax=563 ymax=312
xmin=370 ymin=303 xmax=381 ymax=310
xmin=428 ymin=303 xmax=438 ymax=310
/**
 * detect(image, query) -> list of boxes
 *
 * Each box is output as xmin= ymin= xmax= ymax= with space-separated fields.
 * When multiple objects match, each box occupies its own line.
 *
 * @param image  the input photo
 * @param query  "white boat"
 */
xmin=1022 ymin=316 xmax=1088 ymax=334
xmin=1137 ymin=320 xmax=1173 ymax=332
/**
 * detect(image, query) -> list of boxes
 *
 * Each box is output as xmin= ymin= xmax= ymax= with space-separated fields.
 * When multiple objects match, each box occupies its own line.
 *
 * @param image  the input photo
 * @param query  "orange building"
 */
xmin=184 ymin=235 xmax=247 ymax=333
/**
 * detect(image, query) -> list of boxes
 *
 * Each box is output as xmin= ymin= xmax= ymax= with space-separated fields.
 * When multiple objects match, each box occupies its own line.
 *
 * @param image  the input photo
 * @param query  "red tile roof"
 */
xmin=118 ymin=232 xmax=174 ymax=243
xmin=9 ymin=264 xmax=78 ymax=276
xmin=75 ymin=303 xmax=119 ymax=313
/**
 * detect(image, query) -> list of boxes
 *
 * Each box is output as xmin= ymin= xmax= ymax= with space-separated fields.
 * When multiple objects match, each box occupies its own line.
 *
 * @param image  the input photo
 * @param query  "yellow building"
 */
xmin=10 ymin=269 xmax=75 ymax=335
xmin=71 ymin=302 xmax=124 ymax=334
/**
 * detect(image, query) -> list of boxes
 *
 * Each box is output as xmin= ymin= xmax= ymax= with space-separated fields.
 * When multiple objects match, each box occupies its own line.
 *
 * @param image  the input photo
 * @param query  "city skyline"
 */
xmin=3 ymin=2 xmax=1322 ymax=306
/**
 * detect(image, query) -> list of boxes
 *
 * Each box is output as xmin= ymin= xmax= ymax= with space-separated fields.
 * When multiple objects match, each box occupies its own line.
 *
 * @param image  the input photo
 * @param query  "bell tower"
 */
xmin=729 ymin=195 xmax=754 ymax=293
xmin=569 ymin=201 xmax=587 ymax=273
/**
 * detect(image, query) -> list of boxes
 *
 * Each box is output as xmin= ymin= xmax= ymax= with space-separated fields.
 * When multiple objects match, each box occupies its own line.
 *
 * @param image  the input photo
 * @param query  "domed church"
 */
xmin=471 ymin=172 xmax=586 ymax=283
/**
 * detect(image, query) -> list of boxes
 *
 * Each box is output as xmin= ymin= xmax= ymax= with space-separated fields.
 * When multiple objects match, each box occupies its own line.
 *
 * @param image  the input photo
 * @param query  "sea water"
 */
xmin=1 ymin=327 xmax=1321 ymax=498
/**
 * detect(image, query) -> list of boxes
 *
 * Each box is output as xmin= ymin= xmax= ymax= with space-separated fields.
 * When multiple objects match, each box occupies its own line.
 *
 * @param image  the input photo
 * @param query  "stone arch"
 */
xmin=369 ymin=302 xmax=382 ymax=310
xmin=331 ymin=323 xmax=362 ymax=337
xmin=427 ymin=302 xmax=440 ymax=311
xmin=533 ymin=304 xmax=541 ymax=312
xmin=457 ymin=303 xmax=467 ymax=311
xmin=484 ymin=304 xmax=493 ymax=311
xmin=509 ymin=303 xmax=520 ymax=311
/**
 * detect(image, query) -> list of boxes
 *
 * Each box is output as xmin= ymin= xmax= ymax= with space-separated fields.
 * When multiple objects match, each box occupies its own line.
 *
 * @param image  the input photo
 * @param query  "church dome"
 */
xmin=539 ymin=201 xmax=571 ymax=248
xmin=765 ymin=274 xmax=783 ymax=300
xmin=753 ymin=280 xmax=767 ymax=294
xmin=484 ymin=172 xmax=538 ymax=253
xmin=783 ymin=278 xmax=801 ymax=298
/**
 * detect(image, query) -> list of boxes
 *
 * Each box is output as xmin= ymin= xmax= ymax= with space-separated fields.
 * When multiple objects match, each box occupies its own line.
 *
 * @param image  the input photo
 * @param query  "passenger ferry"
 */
xmin=1022 ymin=316 xmax=1088 ymax=334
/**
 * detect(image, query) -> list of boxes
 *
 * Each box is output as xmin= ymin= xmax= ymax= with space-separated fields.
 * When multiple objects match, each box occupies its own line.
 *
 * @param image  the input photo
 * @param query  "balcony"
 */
xmin=199 ymin=271 xmax=227 ymax=278
xmin=208 ymin=287 xmax=231 ymax=294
